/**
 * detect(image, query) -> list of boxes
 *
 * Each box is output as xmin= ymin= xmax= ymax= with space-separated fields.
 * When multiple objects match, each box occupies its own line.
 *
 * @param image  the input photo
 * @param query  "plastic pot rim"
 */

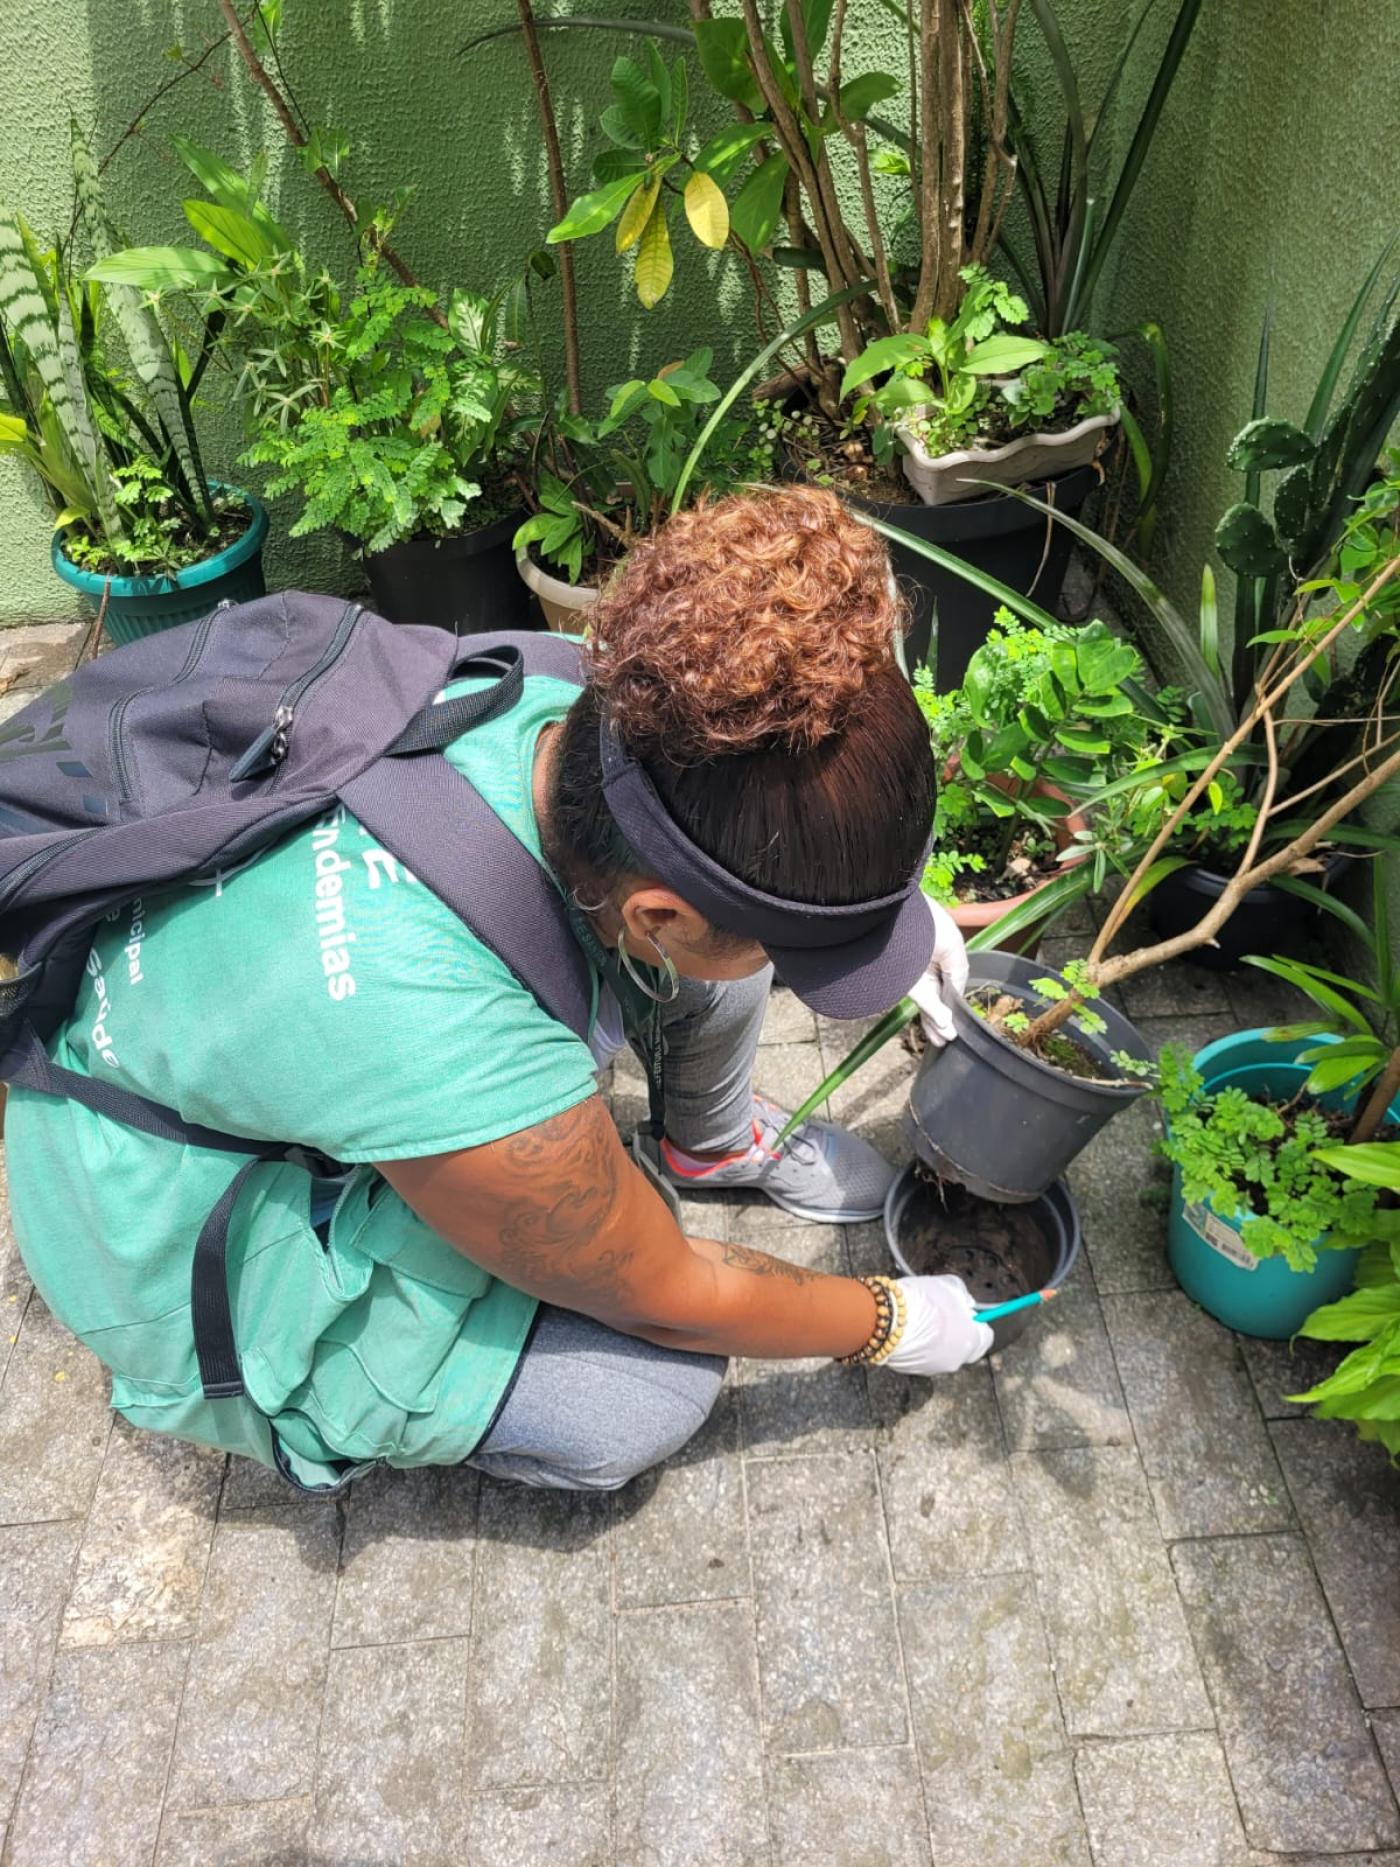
xmin=949 ymin=950 xmax=1152 ymax=1107
xmin=51 ymin=482 xmax=267 ymax=599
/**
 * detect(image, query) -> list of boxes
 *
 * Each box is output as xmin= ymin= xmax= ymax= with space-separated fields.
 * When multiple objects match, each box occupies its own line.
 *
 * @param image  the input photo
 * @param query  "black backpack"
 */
xmin=0 ymin=592 xmax=613 ymax=1401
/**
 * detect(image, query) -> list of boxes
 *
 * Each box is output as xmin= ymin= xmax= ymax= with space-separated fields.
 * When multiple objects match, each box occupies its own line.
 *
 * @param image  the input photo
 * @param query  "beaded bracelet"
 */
xmin=835 ymin=1275 xmax=907 ymax=1366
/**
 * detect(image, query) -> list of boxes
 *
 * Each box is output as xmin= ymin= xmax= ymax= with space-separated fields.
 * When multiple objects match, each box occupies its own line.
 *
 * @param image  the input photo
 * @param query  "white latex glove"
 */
xmin=906 ymin=895 xmax=969 ymax=1047
xmin=884 ymin=1274 xmax=995 ymax=1374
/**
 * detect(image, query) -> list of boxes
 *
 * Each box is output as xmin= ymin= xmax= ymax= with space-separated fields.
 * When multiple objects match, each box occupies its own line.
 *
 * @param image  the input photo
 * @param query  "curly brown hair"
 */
xmin=586 ymin=485 xmax=906 ymax=761
xmin=548 ymin=488 xmax=934 ymax=919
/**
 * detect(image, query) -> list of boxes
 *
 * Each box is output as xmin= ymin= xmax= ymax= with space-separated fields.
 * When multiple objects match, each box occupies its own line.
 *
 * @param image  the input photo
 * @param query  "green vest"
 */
xmin=7 ymin=668 xmax=601 ymax=1488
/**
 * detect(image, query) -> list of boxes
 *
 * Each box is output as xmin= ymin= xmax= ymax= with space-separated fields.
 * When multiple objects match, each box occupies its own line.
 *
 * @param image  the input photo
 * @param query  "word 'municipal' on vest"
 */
xmin=125 ymin=898 xmax=145 ymax=986
xmin=310 ymin=805 xmax=358 ymax=1003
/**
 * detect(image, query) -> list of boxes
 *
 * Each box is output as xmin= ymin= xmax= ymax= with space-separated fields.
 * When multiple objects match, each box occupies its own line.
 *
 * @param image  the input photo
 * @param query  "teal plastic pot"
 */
xmin=1166 ymin=1029 xmax=1398 ymax=1339
xmin=51 ymin=484 xmax=268 ymax=646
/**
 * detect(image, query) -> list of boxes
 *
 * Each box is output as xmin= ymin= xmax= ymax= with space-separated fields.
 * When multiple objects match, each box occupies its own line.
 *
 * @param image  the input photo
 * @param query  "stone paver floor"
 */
xmin=1 ymin=620 xmax=1399 ymax=1866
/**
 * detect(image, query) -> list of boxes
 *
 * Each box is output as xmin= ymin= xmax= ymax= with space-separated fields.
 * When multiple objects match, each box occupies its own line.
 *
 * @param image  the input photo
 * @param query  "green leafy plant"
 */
xmin=1250 ymin=857 xmax=1400 ymax=1148
xmin=1156 ymin=1045 xmax=1398 ymax=1273
xmin=545 ymin=44 xmax=728 ymax=310
xmin=1291 ymin=1144 xmax=1400 ymax=1456
xmin=1005 ymin=0 xmax=1205 ymax=338
xmin=840 ymin=266 xmax=1118 ymax=462
xmin=509 ymin=0 xmax=1021 ymax=416
xmin=240 ymin=265 xmax=538 ymax=553
xmin=0 ymin=120 xmax=232 ymax=578
xmin=916 ymin=607 xmax=1181 ymax=909
xmin=89 ymin=140 xmax=542 ymax=555
xmin=514 ymin=347 xmax=750 ymax=584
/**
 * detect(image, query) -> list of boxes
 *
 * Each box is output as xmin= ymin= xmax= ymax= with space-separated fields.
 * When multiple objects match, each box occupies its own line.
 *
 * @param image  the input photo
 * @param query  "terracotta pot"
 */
xmin=515 ymin=548 xmax=599 ymax=634
xmin=944 ymin=774 xmax=1089 ymax=956
xmin=898 ymin=407 xmax=1119 ymax=506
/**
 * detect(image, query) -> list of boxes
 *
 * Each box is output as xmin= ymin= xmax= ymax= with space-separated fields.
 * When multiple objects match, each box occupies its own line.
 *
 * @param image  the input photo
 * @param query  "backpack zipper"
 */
xmin=109 ymin=600 xmax=232 ymax=806
xmin=0 ymin=824 xmax=104 ymax=917
xmin=256 ymin=601 xmax=361 ymax=788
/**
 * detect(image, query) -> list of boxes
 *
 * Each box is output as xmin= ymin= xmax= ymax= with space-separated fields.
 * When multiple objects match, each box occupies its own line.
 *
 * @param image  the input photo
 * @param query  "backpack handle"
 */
xmin=386 ymin=647 xmax=525 ymax=757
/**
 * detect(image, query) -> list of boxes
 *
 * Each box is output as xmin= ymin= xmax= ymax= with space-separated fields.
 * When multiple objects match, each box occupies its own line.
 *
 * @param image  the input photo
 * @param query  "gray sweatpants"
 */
xmin=468 ymin=964 xmax=771 ymax=1490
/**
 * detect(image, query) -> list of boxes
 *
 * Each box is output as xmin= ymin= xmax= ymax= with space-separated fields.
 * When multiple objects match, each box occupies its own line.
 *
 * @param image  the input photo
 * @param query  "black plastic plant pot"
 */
xmin=1146 ymin=858 xmax=1347 ymax=971
xmin=855 ymin=463 xmax=1096 ymax=690
xmin=884 ymin=1164 xmax=1082 ymax=1349
xmin=905 ymin=948 xmax=1153 ymax=1204
xmin=364 ymin=509 xmax=534 ymax=634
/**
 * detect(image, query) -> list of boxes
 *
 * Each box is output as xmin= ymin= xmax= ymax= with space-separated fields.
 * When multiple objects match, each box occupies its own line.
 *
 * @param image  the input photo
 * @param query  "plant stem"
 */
xmin=784 ymin=0 xmax=870 ymax=293
xmin=1351 ymin=1045 xmax=1400 ymax=1146
xmin=829 ymin=0 xmax=898 ymax=331
xmin=935 ymin=0 xmax=968 ymax=321
xmin=739 ymin=0 xmax=862 ymax=363
xmin=1023 ymin=731 xmax=1400 ymax=1047
xmin=213 ymin=0 xmax=446 ymax=326
xmin=1091 ymin=554 xmax=1400 ymax=965
xmin=516 ymin=0 xmax=582 ymax=416
xmin=909 ymin=0 xmax=942 ymax=331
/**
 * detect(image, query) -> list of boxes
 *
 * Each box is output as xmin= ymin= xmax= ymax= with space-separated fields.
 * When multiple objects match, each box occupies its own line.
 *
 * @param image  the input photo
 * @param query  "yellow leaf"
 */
xmin=615 ymin=176 xmax=659 ymax=254
xmin=635 ymin=204 xmax=674 ymax=309
xmin=683 ymin=170 xmax=729 ymax=250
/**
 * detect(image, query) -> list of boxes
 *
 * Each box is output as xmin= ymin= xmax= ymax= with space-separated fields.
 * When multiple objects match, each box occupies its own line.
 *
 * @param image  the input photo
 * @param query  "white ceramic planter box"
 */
xmin=898 ymin=406 xmax=1120 ymax=507
xmin=515 ymin=549 xmax=600 ymax=634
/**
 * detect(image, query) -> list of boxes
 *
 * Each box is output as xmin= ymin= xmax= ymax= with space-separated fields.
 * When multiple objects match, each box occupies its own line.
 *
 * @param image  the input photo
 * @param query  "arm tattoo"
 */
xmin=720 ymin=1240 xmax=819 ymax=1285
xmin=495 ymin=1098 xmax=635 ymax=1304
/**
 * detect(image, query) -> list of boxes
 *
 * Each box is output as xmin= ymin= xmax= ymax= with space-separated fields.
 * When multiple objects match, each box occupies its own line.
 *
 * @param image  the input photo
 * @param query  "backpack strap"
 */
xmin=344 ymin=633 xmax=594 ymax=1040
xmin=340 ymin=750 xmax=593 ymax=1041
xmin=2 ymin=1022 xmax=276 ymax=1156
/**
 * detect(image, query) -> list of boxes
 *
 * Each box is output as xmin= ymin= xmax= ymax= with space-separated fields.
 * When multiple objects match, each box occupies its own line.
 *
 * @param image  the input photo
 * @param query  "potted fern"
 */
xmin=1157 ymin=857 xmax=1400 ymax=1337
xmin=915 ymin=607 xmax=1180 ymax=952
xmin=89 ymin=138 xmax=541 ymax=634
xmin=1 ymin=123 xmax=265 ymax=645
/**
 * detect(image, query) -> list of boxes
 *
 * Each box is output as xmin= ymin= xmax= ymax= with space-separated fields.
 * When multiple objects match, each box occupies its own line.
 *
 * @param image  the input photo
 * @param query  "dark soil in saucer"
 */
xmin=895 ymin=1175 xmax=1055 ymax=1303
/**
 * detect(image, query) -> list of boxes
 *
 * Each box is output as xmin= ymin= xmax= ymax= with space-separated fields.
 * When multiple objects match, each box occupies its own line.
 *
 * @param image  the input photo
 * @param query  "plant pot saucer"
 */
xmin=884 ymin=1165 xmax=1081 ymax=1349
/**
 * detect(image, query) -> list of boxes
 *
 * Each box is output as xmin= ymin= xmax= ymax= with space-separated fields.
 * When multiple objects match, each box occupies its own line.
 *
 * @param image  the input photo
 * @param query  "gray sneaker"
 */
xmin=658 ymin=1094 xmax=898 ymax=1225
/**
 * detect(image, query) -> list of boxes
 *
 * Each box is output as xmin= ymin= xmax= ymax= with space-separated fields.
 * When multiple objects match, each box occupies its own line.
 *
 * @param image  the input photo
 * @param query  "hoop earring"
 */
xmin=619 ymin=930 xmax=681 ymax=1004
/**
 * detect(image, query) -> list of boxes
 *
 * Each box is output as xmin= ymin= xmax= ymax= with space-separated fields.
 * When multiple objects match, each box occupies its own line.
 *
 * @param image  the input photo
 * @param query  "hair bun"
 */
xmin=585 ymin=486 xmax=905 ymax=762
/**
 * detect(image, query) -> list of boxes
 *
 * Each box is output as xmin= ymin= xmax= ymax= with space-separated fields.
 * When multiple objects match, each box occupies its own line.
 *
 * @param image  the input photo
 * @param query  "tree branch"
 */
xmin=516 ymin=0 xmax=581 ymax=415
xmin=785 ymin=0 xmax=870 ymax=292
xmin=739 ymin=0 xmax=862 ymax=363
xmin=1090 ymin=555 xmax=1400 ymax=963
xmin=909 ymin=0 xmax=942 ymax=331
xmin=829 ymin=0 xmax=898 ymax=331
xmin=213 ymin=0 xmax=446 ymax=324
xmin=1026 ymin=733 xmax=1400 ymax=1045
xmin=1351 ymin=1045 xmax=1400 ymax=1145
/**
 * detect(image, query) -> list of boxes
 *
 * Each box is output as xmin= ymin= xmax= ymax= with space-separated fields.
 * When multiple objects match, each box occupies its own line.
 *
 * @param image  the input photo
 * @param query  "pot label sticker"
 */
xmin=1184 ymin=1201 xmax=1258 ymax=1272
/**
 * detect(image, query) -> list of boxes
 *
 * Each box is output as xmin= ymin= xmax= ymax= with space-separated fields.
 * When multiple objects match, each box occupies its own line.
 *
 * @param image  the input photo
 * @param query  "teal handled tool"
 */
xmin=974 ymin=1288 xmax=1059 ymax=1325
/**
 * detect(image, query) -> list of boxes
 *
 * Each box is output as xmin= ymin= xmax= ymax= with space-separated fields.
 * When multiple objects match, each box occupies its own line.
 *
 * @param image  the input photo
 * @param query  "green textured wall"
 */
xmin=0 ymin=0 xmax=1394 ymax=628
xmin=1089 ymin=0 xmax=1400 ymax=609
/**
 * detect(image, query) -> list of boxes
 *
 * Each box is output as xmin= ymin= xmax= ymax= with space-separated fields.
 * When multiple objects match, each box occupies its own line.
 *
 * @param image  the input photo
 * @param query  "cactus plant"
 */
xmin=1215 ymin=501 xmax=1288 ymax=579
xmin=1272 ymin=462 xmax=1314 ymax=543
xmin=1226 ymin=417 xmax=1315 ymax=473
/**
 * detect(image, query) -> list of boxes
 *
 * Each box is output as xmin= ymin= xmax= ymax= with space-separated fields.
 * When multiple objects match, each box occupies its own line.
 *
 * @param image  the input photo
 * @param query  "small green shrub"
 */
xmin=1156 ymin=1045 xmax=1398 ymax=1272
